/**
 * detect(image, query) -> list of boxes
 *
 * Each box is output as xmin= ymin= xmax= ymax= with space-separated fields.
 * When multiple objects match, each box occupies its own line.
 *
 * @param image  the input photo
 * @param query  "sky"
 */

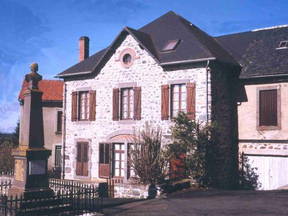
xmin=0 ymin=0 xmax=288 ymax=133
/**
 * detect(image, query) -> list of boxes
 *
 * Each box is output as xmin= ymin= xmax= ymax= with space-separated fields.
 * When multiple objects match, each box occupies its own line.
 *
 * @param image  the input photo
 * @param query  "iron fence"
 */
xmin=0 ymin=178 xmax=102 ymax=216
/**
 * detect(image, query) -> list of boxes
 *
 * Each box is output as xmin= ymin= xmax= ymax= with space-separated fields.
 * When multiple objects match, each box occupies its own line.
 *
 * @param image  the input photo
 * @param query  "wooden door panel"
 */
xmin=99 ymin=164 xmax=110 ymax=178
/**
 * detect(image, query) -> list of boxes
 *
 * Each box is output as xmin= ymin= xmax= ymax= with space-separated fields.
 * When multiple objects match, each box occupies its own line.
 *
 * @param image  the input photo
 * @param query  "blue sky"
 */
xmin=0 ymin=0 xmax=288 ymax=133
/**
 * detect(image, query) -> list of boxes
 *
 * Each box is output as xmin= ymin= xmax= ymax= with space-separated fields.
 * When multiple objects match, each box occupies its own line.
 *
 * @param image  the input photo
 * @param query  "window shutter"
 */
xmin=89 ymin=90 xmax=96 ymax=121
xmin=186 ymin=83 xmax=196 ymax=120
xmin=259 ymin=89 xmax=277 ymax=126
xmin=133 ymin=87 xmax=141 ymax=120
xmin=112 ymin=88 xmax=120 ymax=121
xmin=71 ymin=92 xmax=78 ymax=121
xmin=82 ymin=143 xmax=89 ymax=176
xmin=161 ymin=85 xmax=170 ymax=120
xmin=76 ymin=143 xmax=82 ymax=176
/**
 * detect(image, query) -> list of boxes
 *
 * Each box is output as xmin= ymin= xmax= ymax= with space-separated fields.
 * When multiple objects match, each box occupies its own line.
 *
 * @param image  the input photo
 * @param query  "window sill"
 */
xmin=73 ymin=120 xmax=92 ymax=124
xmin=118 ymin=119 xmax=137 ymax=124
xmin=55 ymin=131 xmax=62 ymax=135
xmin=257 ymin=125 xmax=281 ymax=131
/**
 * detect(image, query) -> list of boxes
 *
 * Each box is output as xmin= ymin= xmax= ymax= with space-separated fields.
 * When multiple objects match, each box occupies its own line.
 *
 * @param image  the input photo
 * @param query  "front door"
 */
xmin=76 ymin=142 xmax=89 ymax=176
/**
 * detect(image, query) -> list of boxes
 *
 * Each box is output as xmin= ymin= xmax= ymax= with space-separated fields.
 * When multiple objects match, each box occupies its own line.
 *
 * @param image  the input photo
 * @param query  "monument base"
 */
xmin=9 ymin=186 xmax=54 ymax=199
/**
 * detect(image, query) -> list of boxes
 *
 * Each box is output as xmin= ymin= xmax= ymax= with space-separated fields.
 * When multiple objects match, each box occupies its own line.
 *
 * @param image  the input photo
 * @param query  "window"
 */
xmin=171 ymin=84 xmax=187 ymax=118
xmin=71 ymin=90 xmax=96 ymax=121
xmin=277 ymin=41 xmax=288 ymax=49
xmin=122 ymin=54 xmax=132 ymax=65
xmin=112 ymin=87 xmax=141 ymax=121
xmin=121 ymin=88 xmax=134 ymax=120
xmin=258 ymin=89 xmax=278 ymax=128
xmin=161 ymin=83 xmax=195 ymax=120
xmin=127 ymin=143 xmax=136 ymax=179
xmin=161 ymin=39 xmax=181 ymax=52
xmin=54 ymin=145 xmax=62 ymax=168
xmin=56 ymin=111 xmax=63 ymax=133
xmin=119 ymin=48 xmax=136 ymax=68
xmin=79 ymin=91 xmax=89 ymax=120
xmin=113 ymin=143 xmax=125 ymax=178
xmin=76 ymin=142 xmax=89 ymax=176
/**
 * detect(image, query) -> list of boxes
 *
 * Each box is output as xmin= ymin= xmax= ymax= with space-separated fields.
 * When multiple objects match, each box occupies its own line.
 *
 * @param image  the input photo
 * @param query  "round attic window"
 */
xmin=123 ymin=53 xmax=132 ymax=64
xmin=119 ymin=48 xmax=136 ymax=68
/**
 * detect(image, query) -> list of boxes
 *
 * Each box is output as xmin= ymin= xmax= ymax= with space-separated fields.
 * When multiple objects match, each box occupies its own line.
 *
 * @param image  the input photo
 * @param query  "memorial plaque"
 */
xmin=29 ymin=160 xmax=46 ymax=175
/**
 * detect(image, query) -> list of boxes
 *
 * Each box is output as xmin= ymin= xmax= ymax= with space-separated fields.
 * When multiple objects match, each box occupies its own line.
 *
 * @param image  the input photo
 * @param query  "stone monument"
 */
xmin=9 ymin=63 xmax=53 ymax=199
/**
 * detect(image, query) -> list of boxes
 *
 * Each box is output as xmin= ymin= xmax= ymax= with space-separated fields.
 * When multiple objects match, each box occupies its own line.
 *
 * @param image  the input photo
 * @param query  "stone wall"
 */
xmin=114 ymin=184 xmax=150 ymax=199
xmin=63 ymin=34 xmax=211 ymax=181
xmin=210 ymin=62 xmax=239 ymax=189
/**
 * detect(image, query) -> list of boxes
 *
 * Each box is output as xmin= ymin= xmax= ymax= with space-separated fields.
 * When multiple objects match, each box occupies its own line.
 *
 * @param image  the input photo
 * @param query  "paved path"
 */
xmin=103 ymin=189 xmax=288 ymax=216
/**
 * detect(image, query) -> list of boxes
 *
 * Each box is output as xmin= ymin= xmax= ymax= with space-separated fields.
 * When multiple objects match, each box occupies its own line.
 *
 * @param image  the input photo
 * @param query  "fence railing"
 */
xmin=0 ymin=170 xmax=14 ymax=177
xmin=0 ymin=180 xmax=11 ymax=196
xmin=0 ymin=178 xmax=101 ymax=216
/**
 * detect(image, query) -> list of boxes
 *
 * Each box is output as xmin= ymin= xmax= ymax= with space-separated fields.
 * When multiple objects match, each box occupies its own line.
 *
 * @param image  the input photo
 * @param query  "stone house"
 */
xmin=217 ymin=26 xmax=288 ymax=190
xmin=57 ymin=11 xmax=240 ymax=189
xmin=19 ymin=76 xmax=63 ymax=172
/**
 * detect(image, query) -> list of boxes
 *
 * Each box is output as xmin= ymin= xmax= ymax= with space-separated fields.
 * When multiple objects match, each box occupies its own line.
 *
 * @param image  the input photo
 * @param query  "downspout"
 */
xmin=206 ymin=60 xmax=211 ymax=122
xmin=62 ymin=82 xmax=67 ymax=179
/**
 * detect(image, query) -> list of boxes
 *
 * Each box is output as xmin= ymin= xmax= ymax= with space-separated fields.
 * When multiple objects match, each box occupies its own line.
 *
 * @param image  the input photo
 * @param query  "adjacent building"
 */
xmin=19 ymin=77 xmax=63 ymax=173
xmin=217 ymin=26 xmax=288 ymax=190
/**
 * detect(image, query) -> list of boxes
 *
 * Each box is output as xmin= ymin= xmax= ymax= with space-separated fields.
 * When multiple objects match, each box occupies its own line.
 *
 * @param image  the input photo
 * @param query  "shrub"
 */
xmin=129 ymin=123 xmax=169 ymax=186
xmin=167 ymin=112 xmax=215 ymax=187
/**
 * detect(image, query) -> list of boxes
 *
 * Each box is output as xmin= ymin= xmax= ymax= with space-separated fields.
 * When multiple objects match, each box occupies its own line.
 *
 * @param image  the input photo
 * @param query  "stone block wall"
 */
xmin=210 ymin=62 xmax=239 ymax=189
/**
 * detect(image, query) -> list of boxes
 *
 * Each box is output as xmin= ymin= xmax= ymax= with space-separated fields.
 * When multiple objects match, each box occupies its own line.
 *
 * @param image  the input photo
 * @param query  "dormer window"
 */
xmin=161 ymin=39 xmax=181 ymax=52
xmin=277 ymin=41 xmax=288 ymax=49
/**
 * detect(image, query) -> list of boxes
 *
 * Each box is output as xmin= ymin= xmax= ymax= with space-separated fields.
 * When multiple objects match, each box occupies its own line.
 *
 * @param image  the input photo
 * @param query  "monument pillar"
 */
xmin=10 ymin=63 xmax=53 ymax=199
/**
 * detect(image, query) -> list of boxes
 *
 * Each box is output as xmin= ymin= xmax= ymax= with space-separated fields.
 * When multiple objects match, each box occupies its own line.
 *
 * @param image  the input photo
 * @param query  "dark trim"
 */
xmin=243 ymin=153 xmax=288 ymax=158
xmin=42 ymin=101 xmax=63 ymax=107
xmin=241 ymin=75 xmax=288 ymax=85
xmin=239 ymin=139 xmax=288 ymax=143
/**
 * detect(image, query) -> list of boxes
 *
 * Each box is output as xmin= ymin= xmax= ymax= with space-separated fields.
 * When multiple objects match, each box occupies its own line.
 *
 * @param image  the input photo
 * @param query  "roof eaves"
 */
xmin=125 ymin=27 xmax=160 ymax=64
xmin=160 ymin=57 xmax=216 ymax=66
xmin=91 ymin=27 xmax=161 ymax=73
xmin=240 ymin=73 xmax=288 ymax=80
xmin=55 ymin=71 xmax=92 ymax=78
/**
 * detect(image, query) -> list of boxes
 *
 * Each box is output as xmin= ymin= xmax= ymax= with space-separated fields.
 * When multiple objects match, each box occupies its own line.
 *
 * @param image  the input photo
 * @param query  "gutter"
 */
xmin=55 ymin=71 xmax=92 ymax=78
xmin=206 ymin=60 xmax=211 ymax=121
xmin=160 ymin=57 xmax=216 ymax=66
xmin=62 ymin=83 xmax=67 ymax=179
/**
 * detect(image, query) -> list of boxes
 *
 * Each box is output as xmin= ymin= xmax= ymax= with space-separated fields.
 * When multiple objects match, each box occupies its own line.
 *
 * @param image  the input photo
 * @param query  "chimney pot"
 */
xmin=79 ymin=36 xmax=89 ymax=62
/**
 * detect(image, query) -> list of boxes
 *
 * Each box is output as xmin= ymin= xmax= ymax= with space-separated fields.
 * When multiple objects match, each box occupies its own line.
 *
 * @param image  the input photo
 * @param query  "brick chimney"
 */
xmin=79 ymin=36 xmax=89 ymax=62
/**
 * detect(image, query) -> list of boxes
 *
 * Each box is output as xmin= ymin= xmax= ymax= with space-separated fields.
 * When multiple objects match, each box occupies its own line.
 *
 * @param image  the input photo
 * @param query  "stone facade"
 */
xmin=63 ymin=35 xmax=212 ymax=181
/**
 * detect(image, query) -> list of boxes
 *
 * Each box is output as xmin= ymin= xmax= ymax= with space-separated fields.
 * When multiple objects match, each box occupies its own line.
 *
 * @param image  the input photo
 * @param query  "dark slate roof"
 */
xmin=57 ymin=11 xmax=237 ymax=78
xmin=216 ymin=26 xmax=288 ymax=79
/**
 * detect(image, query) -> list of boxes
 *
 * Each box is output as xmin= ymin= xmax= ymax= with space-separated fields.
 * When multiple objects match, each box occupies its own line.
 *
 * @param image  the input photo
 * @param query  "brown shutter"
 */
xmin=76 ymin=143 xmax=82 ymax=176
xmin=99 ymin=143 xmax=111 ymax=178
xmin=82 ymin=143 xmax=89 ymax=176
xmin=186 ymin=83 xmax=196 ymax=120
xmin=76 ymin=142 xmax=89 ymax=176
xmin=133 ymin=87 xmax=141 ymax=120
xmin=161 ymin=85 xmax=170 ymax=120
xmin=71 ymin=92 xmax=78 ymax=121
xmin=112 ymin=88 xmax=120 ymax=121
xmin=259 ymin=89 xmax=277 ymax=126
xmin=89 ymin=90 xmax=96 ymax=121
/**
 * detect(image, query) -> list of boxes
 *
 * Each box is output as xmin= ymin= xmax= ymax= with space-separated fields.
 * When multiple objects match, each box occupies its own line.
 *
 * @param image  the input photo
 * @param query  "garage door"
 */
xmin=246 ymin=155 xmax=288 ymax=190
